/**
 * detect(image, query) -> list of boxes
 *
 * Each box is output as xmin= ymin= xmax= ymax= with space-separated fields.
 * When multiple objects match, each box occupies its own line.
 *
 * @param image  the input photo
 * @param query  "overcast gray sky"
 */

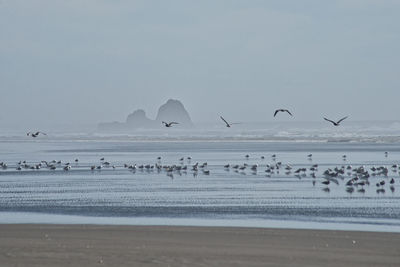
xmin=1 ymin=0 xmax=399 ymax=128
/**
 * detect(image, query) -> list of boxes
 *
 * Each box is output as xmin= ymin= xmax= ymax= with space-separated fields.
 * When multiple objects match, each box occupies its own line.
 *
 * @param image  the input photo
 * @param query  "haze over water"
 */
xmin=1 ymin=1 xmax=400 ymax=126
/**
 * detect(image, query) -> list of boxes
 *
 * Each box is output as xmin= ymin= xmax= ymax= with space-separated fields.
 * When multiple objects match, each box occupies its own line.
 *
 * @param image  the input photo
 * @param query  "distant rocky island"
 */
xmin=98 ymin=99 xmax=193 ymax=131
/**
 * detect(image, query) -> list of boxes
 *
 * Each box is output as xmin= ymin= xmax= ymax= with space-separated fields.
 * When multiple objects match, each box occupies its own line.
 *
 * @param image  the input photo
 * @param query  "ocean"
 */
xmin=1 ymin=121 xmax=400 ymax=232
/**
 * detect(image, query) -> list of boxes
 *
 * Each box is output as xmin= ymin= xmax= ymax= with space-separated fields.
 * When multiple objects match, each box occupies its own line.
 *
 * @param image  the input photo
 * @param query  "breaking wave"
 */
xmin=1 ymin=121 xmax=400 ymax=143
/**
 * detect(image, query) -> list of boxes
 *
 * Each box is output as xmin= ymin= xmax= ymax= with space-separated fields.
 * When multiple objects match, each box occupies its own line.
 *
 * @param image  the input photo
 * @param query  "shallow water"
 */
xmin=1 ymin=139 xmax=400 ymax=232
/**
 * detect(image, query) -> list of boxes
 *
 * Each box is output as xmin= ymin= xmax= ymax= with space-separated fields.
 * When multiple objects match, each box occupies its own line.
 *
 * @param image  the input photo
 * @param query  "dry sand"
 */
xmin=0 ymin=224 xmax=399 ymax=267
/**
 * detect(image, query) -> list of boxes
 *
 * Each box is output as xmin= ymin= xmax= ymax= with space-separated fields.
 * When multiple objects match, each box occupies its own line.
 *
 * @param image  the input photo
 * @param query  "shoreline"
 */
xmin=1 ymin=224 xmax=399 ymax=267
xmin=1 ymin=212 xmax=400 ymax=233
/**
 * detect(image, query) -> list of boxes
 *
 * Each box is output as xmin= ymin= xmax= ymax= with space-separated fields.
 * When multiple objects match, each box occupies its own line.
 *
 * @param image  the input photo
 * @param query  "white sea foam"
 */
xmin=1 ymin=121 xmax=400 ymax=143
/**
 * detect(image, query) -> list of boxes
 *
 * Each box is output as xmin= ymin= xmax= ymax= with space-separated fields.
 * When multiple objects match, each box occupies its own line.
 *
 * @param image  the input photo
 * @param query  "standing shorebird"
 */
xmin=323 ymin=116 xmax=348 ymax=126
xmin=220 ymin=116 xmax=240 ymax=128
xmin=27 ymin=131 xmax=47 ymax=138
xmin=274 ymin=109 xmax=293 ymax=117
xmin=162 ymin=121 xmax=179 ymax=128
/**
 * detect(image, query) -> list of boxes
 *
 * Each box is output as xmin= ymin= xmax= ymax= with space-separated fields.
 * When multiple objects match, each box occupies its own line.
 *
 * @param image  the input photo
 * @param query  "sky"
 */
xmin=1 ymin=0 xmax=399 ymax=129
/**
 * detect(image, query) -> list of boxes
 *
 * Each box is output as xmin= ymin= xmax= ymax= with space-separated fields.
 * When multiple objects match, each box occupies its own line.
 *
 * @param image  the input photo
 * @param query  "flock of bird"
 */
xmin=0 ymin=152 xmax=396 ymax=194
xmin=13 ymin=109 xmax=393 ymax=195
xmin=0 ymin=157 xmax=211 ymax=178
xmin=222 ymin=153 xmax=396 ymax=194
xmin=25 ymin=108 xmax=347 ymax=136
xmin=163 ymin=109 xmax=348 ymax=128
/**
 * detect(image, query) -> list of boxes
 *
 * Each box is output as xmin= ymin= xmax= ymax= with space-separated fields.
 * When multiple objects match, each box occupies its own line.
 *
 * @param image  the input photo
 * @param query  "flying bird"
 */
xmin=274 ymin=109 xmax=293 ymax=117
xmin=162 ymin=121 xmax=179 ymax=128
xmin=220 ymin=116 xmax=240 ymax=128
xmin=27 ymin=131 xmax=47 ymax=137
xmin=323 ymin=116 xmax=348 ymax=126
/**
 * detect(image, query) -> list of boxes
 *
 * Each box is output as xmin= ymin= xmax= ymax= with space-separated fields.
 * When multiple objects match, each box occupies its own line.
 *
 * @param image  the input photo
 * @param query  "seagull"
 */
xmin=274 ymin=109 xmax=293 ymax=117
xmin=162 ymin=121 xmax=179 ymax=128
xmin=27 ymin=131 xmax=47 ymax=137
xmin=322 ymin=180 xmax=330 ymax=185
xmin=323 ymin=116 xmax=348 ymax=126
xmin=220 ymin=116 xmax=240 ymax=128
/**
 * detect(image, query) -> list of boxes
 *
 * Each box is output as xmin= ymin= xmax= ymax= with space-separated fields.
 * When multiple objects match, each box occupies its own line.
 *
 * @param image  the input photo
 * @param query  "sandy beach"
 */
xmin=0 ymin=225 xmax=399 ymax=267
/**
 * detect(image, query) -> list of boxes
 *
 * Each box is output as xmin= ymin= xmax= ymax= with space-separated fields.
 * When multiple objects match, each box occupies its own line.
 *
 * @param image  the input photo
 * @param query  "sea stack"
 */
xmin=97 ymin=99 xmax=194 ymax=131
xmin=156 ymin=99 xmax=194 ymax=128
xmin=126 ymin=109 xmax=156 ymax=128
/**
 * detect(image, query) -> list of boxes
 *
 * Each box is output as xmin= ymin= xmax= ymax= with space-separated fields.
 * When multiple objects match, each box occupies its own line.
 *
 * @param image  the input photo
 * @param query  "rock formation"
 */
xmin=97 ymin=99 xmax=193 ymax=131
xmin=126 ymin=109 xmax=156 ymax=128
xmin=155 ymin=99 xmax=193 ymax=127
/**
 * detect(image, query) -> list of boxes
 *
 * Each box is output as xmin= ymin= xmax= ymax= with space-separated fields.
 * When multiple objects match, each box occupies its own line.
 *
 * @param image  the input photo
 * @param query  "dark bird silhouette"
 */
xmin=27 ymin=131 xmax=47 ymax=138
xmin=322 ymin=180 xmax=330 ymax=185
xmin=323 ymin=116 xmax=348 ymax=126
xmin=162 ymin=121 xmax=179 ymax=128
xmin=274 ymin=109 xmax=293 ymax=117
xmin=220 ymin=116 xmax=240 ymax=128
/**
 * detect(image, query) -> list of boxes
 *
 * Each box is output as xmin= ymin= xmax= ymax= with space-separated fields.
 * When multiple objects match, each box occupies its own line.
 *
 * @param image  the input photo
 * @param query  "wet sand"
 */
xmin=0 ymin=224 xmax=399 ymax=267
